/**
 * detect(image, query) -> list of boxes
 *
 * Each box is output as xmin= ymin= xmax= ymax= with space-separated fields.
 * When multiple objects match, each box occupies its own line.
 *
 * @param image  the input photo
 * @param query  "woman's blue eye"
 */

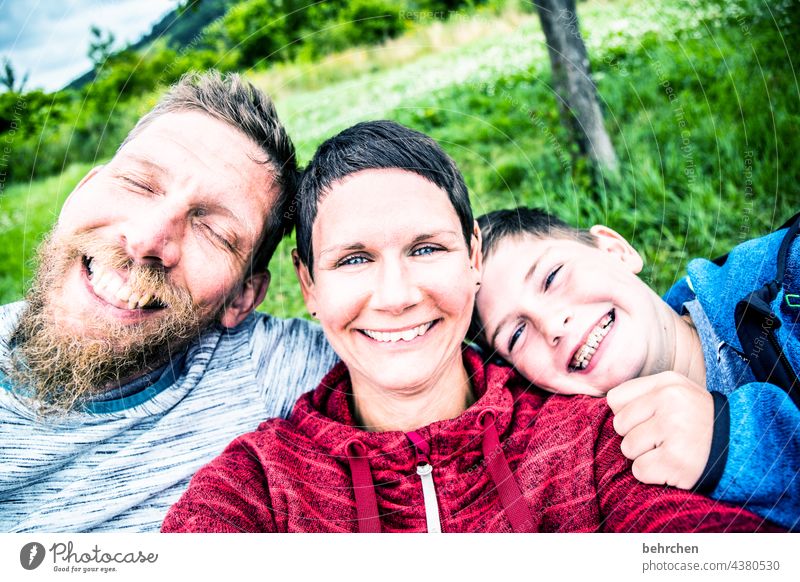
xmin=545 ymin=265 xmax=563 ymax=290
xmin=508 ymin=323 xmax=525 ymax=353
xmin=412 ymin=245 xmax=440 ymax=256
xmin=338 ymin=255 xmax=368 ymax=267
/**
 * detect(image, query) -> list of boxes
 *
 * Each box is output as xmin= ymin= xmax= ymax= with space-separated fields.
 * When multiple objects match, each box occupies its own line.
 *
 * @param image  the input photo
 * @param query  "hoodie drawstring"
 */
xmin=478 ymin=409 xmax=535 ymax=532
xmin=345 ymin=439 xmax=381 ymax=533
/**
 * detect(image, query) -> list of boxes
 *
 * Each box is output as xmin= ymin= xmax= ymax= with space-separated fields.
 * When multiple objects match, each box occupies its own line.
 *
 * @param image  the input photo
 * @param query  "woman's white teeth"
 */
xmin=571 ymin=313 xmax=614 ymax=370
xmin=363 ymin=322 xmax=434 ymax=343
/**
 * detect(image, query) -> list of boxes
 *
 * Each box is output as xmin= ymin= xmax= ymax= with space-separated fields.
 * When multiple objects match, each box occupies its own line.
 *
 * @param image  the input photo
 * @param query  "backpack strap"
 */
xmin=732 ymin=212 xmax=800 ymax=407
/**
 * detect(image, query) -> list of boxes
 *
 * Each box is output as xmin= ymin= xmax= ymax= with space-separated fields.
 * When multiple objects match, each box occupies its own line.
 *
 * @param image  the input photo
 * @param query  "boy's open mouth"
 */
xmin=569 ymin=309 xmax=615 ymax=371
xmin=83 ymin=255 xmax=166 ymax=311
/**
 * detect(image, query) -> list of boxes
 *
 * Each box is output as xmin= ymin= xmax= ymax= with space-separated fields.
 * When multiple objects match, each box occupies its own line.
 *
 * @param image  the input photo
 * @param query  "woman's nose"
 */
xmin=369 ymin=259 xmax=423 ymax=314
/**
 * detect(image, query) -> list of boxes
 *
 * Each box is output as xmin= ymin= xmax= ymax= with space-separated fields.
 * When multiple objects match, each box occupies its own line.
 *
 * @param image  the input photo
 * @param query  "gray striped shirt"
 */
xmin=0 ymin=301 xmax=338 ymax=532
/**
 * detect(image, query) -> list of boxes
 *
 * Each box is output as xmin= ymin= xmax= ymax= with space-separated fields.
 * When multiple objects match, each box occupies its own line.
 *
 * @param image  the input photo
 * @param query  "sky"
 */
xmin=0 ymin=0 xmax=179 ymax=91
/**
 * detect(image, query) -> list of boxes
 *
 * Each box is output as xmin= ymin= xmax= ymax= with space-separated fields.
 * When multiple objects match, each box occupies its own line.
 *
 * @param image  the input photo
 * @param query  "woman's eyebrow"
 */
xmin=318 ymin=230 xmax=459 ymax=259
xmin=409 ymin=230 xmax=460 ymax=244
xmin=318 ymin=242 xmax=366 ymax=260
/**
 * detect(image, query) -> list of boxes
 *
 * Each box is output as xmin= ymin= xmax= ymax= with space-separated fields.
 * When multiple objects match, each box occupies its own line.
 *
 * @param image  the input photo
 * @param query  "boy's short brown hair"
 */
xmin=478 ymin=207 xmax=596 ymax=260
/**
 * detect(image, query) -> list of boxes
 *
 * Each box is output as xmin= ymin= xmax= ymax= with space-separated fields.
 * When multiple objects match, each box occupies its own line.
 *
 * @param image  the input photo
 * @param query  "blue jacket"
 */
xmin=664 ymin=226 xmax=799 ymax=530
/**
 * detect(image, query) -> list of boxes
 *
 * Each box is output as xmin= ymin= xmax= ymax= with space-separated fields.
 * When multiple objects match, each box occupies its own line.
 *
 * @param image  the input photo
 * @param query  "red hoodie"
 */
xmin=163 ymin=348 xmax=778 ymax=532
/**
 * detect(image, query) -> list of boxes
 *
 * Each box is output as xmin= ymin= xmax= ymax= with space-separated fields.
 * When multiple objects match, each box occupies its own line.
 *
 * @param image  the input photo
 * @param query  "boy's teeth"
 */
xmin=570 ymin=312 xmax=615 ymax=370
xmin=363 ymin=322 xmax=433 ymax=343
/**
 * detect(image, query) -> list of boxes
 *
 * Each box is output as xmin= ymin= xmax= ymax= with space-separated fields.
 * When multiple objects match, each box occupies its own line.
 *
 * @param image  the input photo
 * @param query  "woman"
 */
xmin=162 ymin=121 xmax=774 ymax=532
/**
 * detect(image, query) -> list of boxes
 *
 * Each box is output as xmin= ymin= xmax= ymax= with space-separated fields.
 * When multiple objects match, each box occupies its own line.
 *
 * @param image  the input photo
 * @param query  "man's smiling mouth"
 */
xmin=358 ymin=320 xmax=438 ymax=343
xmin=569 ymin=309 xmax=615 ymax=371
xmin=83 ymin=256 xmax=166 ymax=310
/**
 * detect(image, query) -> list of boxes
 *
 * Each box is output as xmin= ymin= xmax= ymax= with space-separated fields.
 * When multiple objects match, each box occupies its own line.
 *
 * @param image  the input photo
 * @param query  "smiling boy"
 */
xmin=473 ymin=206 xmax=799 ymax=530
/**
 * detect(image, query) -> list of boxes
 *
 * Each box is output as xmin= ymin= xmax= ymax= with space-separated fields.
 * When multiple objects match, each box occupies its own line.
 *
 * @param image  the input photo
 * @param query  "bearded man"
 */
xmin=0 ymin=72 xmax=337 ymax=532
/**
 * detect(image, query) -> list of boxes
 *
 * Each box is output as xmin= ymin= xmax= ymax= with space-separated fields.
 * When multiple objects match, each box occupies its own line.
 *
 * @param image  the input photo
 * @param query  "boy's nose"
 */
xmin=534 ymin=307 xmax=571 ymax=347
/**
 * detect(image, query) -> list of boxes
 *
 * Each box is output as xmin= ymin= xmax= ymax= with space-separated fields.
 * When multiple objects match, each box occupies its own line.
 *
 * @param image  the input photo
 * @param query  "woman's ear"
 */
xmin=292 ymin=249 xmax=319 ymax=318
xmin=589 ymin=224 xmax=643 ymax=274
xmin=470 ymin=220 xmax=483 ymax=285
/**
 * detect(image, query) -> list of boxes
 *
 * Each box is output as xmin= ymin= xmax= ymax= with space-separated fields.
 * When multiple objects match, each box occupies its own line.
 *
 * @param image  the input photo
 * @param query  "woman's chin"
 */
xmin=356 ymin=365 xmax=437 ymax=394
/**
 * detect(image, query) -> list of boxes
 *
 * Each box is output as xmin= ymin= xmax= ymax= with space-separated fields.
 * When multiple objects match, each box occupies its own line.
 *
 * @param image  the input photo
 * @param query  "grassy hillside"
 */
xmin=1 ymin=0 xmax=797 ymax=320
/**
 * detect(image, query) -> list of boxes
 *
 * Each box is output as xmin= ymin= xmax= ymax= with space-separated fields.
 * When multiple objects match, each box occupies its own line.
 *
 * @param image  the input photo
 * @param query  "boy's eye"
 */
xmin=508 ymin=323 xmax=525 ymax=353
xmin=544 ymin=265 xmax=563 ymax=290
xmin=337 ymin=254 xmax=369 ymax=267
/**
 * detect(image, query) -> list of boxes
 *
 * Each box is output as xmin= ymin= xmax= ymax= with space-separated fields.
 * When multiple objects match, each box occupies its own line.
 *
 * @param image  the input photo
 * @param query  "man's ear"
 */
xmin=61 ymin=165 xmax=104 ymax=216
xmin=470 ymin=220 xmax=483 ymax=285
xmin=292 ymin=249 xmax=319 ymax=318
xmin=219 ymin=271 xmax=271 ymax=328
xmin=589 ymin=224 xmax=643 ymax=274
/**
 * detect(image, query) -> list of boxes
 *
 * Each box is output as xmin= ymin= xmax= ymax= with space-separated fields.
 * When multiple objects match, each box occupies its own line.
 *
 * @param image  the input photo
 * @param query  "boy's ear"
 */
xmin=470 ymin=220 xmax=483 ymax=285
xmin=60 ymin=165 xmax=104 ymax=216
xmin=219 ymin=271 xmax=271 ymax=328
xmin=589 ymin=225 xmax=643 ymax=274
xmin=292 ymin=249 xmax=319 ymax=318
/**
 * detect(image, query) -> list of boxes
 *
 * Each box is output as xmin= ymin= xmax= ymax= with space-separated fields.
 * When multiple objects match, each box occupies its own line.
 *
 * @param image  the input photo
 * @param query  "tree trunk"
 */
xmin=534 ymin=0 xmax=617 ymax=172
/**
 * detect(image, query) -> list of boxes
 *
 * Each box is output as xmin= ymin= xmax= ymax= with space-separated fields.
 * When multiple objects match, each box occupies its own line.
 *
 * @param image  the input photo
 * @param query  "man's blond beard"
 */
xmin=6 ymin=231 xmax=221 ymax=414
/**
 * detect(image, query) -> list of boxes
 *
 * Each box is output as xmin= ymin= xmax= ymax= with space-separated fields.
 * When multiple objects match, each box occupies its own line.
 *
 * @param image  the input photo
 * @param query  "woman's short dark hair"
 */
xmin=295 ymin=120 xmax=473 ymax=274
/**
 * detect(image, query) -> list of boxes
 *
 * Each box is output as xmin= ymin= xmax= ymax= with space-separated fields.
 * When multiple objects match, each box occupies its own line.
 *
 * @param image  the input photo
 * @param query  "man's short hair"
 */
xmin=468 ymin=206 xmax=596 ymax=346
xmin=121 ymin=71 xmax=297 ymax=274
xmin=295 ymin=120 xmax=473 ymax=274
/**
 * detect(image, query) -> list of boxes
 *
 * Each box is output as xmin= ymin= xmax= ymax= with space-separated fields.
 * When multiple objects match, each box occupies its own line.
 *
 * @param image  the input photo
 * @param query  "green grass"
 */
xmin=1 ymin=0 xmax=797 ymax=319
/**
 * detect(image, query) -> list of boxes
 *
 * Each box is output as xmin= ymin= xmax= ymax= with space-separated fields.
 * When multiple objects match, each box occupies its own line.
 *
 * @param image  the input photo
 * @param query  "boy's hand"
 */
xmin=606 ymin=372 xmax=713 ymax=490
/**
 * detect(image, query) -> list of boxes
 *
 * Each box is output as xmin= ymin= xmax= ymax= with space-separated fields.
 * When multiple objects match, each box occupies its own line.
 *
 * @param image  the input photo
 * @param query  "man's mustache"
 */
xmin=64 ymin=231 xmax=191 ymax=310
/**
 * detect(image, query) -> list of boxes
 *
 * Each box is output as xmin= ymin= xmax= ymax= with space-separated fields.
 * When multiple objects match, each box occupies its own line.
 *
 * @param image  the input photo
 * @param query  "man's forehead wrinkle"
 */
xmin=112 ymin=152 xmax=165 ymax=175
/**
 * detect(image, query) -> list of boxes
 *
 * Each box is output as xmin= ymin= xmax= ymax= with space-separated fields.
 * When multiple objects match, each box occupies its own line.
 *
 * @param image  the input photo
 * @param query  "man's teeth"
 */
xmin=87 ymin=259 xmax=158 ymax=309
xmin=362 ymin=322 xmax=434 ymax=343
xmin=570 ymin=312 xmax=614 ymax=370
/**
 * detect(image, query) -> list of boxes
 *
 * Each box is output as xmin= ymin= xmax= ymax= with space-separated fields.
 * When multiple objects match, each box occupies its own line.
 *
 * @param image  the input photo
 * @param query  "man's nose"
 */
xmin=120 ymin=211 xmax=182 ymax=268
xmin=369 ymin=259 xmax=423 ymax=315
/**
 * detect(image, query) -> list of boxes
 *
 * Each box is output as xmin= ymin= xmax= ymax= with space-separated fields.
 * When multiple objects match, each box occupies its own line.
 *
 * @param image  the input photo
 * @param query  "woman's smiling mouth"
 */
xmin=358 ymin=320 xmax=439 ymax=343
xmin=569 ymin=309 xmax=615 ymax=371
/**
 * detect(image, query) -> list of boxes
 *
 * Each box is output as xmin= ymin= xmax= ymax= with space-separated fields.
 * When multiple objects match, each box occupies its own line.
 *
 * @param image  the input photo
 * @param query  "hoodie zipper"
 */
xmin=406 ymin=431 xmax=442 ymax=533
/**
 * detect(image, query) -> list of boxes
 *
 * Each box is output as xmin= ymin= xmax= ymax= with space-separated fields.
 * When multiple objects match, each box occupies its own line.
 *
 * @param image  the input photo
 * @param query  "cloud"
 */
xmin=0 ymin=0 xmax=177 ymax=91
